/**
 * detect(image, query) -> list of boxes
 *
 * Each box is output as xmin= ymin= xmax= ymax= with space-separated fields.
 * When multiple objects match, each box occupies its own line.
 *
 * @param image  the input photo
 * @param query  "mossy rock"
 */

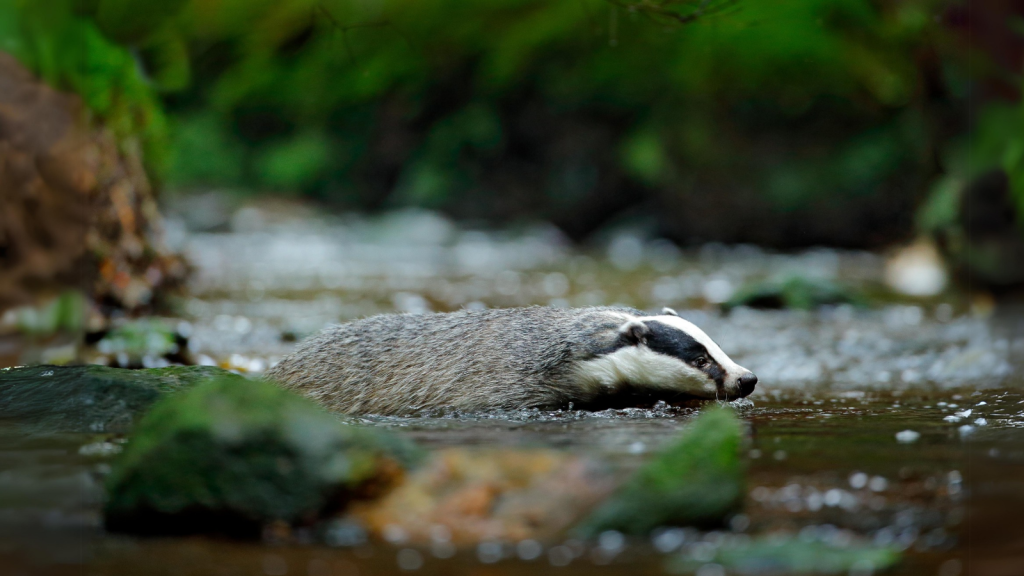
xmin=724 ymin=275 xmax=864 ymax=311
xmin=104 ymin=376 xmax=422 ymax=537
xmin=575 ymin=407 xmax=745 ymax=536
xmin=0 ymin=364 xmax=238 ymax=433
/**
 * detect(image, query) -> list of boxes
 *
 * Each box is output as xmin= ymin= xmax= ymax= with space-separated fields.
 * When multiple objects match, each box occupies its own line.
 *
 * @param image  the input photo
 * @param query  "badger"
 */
xmin=264 ymin=306 xmax=757 ymax=415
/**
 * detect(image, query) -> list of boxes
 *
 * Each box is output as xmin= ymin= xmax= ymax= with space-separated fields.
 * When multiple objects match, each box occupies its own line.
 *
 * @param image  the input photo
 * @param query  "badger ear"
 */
xmin=661 ymin=307 xmax=679 ymax=316
xmin=619 ymin=319 xmax=650 ymax=345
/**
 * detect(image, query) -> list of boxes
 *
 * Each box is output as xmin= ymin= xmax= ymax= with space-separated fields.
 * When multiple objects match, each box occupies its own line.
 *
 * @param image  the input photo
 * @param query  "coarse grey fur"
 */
xmin=265 ymin=306 xmax=754 ymax=415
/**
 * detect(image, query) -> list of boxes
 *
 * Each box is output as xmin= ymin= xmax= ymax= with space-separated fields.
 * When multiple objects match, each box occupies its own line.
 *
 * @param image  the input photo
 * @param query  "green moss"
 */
xmin=575 ymin=407 xmax=745 ymax=536
xmin=104 ymin=376 xmax=421 ymax=536
xmin=97 ymin=319 xmax=180 ymax=362
xmin=0 ymin=364 xmax=238 ymax=433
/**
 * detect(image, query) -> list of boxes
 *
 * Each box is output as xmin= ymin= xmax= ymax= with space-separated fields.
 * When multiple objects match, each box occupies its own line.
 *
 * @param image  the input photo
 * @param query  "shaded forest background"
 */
xmin=2 ymin=0 xmax=1024 ymax=309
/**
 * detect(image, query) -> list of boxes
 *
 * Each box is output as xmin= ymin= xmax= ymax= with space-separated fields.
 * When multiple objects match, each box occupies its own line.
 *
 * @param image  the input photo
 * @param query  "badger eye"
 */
xmin=694 ymin=357 xmax=708 ymax=368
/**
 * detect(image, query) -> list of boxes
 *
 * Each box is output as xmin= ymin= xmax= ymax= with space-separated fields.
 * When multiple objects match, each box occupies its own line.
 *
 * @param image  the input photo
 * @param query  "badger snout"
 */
xmin=737 ymin=371 xmax=758 ymax=397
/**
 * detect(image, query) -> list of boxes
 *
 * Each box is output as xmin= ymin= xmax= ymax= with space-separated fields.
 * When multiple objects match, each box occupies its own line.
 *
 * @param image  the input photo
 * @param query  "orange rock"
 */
xmin=347 ymin=448 xmax=620 ymax=546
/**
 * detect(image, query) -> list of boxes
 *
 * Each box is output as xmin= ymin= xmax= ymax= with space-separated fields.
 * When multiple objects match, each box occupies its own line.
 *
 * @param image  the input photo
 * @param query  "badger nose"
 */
xmin=738 ymin=372 xmax=758 ymax=396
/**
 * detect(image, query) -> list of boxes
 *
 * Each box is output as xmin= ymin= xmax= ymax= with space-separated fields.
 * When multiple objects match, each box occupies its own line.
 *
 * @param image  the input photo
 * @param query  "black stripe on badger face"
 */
xmin=643 ymin=320 xmax=726 ymax=387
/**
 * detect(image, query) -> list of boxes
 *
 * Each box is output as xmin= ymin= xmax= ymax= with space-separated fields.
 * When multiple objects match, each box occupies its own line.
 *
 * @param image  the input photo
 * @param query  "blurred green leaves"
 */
xmin=147 ymin=0 xmax=948 ymax=204
xmin=5 ymin=0 xmax=1000 ymax=242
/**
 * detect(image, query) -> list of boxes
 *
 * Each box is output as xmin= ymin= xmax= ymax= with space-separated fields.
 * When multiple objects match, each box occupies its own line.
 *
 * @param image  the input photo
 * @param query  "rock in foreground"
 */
xmin=0 ymin=364 xmax=238 ymax=433
xmin=575 ymin=407 xmax=745 ymax=536
xmin=349 ymin=448 xmax=619 ymax=545
xmin=104 ymin=376 xmax=421 ymax=537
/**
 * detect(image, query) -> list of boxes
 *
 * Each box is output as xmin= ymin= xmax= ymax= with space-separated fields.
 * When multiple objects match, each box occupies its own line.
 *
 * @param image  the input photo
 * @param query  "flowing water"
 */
xmin=3 ymin=205 xmax=1024 ymax=575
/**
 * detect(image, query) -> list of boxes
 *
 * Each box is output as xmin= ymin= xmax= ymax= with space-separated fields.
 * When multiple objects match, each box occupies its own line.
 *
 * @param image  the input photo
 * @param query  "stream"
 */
xmin=3 ymin=205 xmax=1023 ymax=575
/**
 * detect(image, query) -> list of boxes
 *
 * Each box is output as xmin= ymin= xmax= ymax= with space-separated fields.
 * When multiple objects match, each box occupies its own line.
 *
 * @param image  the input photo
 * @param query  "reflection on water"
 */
xmin=4 ymin=206 xmax=1024 ymax=575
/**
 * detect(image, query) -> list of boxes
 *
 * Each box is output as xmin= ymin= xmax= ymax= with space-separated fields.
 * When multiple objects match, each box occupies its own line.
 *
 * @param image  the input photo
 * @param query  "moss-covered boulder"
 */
xmin=104 ymin=376 xmax=421 ymax=537
xmin=575 ymin=407 xmax=745 ymax=536
xmin=723 ymin=275 xmax=864 ymax=311
xmin=0 ymin=364 xmax=237 ymax=433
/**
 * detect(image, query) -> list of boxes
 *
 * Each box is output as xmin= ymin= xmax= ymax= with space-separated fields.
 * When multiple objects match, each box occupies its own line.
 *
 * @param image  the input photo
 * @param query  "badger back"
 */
xmin=264 ymin=307 xmax=634 ymax=413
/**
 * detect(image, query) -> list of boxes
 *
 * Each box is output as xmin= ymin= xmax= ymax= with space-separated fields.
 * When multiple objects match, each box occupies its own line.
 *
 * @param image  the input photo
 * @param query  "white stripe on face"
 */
xmin=640 ymin=314 xmax=747 ymax=378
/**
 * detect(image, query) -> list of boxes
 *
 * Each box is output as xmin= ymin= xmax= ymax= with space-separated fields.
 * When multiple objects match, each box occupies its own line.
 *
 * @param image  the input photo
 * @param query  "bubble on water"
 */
xmin=652 ymin=528 xmax=686 ymax=553
xmin=849 ymin=472 xmax=868 ymax=489
xmin=627 ymin=441 xmax=646 ymax=454
xmin=824 ymin=489 xmax=844 ymax=507
xmin=974 ymin=418 xmax=987 ymax=426
xmin=958 ymin=425 xmax=975 ymax=437
xmin=895 ymin=430 xmax=920 ymax=443
xmin=868 ymin=476 xmax=888 ymax=492
xmin=598 ymin=530 xmax=625 ymax=553
xmin=78 ymin=442 xmax=121 ymax=457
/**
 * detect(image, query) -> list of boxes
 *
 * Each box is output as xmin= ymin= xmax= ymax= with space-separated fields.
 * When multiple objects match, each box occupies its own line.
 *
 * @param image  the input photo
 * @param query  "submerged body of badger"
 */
xmin=265 ymin=306 xmax=757 ymax=415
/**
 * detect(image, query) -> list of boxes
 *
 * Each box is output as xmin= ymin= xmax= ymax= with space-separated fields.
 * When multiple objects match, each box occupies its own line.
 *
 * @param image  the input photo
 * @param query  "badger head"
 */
xmin=577 ymin=307 xmax=757 ymax=402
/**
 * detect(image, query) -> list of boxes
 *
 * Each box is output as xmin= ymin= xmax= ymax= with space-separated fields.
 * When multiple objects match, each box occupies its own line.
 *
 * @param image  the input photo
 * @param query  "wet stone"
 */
xmin=104 ymin=376 xmax=422 ymax=537
xmin=723 ymin=275 xmax=865 ymax=311
xmin=347 ymin=448 xmax=619 ymax=545
xmin=0 ymin=364 xmax=240 ymax=433
xmin=575 ymin=407 xmax=745 ymax=536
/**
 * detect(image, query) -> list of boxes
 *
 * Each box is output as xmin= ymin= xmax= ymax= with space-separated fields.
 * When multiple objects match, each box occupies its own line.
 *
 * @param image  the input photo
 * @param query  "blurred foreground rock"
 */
xmin=348 ymin=448 xmax=619 ymax=545
xmin=104 ymin=377 xmax=421 ymax=537
xmin=575 ymin=407 xmax=745 ymax=536
xmin=0 ymin=52 xmax=186 ymax=316
xmin=0 ymin=364 xmax=235 ymax=433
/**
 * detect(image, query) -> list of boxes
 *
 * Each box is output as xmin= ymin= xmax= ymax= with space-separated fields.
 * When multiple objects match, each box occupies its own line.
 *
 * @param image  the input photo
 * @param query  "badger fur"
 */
xmin=264 ymin=306 xmax=757 ymax=415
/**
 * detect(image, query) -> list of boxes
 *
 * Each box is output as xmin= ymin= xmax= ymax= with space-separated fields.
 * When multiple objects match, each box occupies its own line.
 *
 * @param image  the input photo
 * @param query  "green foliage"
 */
xmin=165 ymin=112 xmax=246 ymax=186
xmin=11 ymin=291 xmax=87 ymax=337
xmin=575 ymin=406 xmax=744 ymax=535
xmin=147 ymin=0 xmax=947 ymax=213
xmin=98 ymin=318 xmax=179 ymax=361
xmin=0 ymin=0 xmax=177 ymax=171
xmin=255 ymin=131 xmax=334 ymax=192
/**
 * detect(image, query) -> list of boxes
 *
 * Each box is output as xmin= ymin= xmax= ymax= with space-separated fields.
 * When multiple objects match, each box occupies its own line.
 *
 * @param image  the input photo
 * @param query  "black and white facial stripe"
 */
xmin=643 ymin=320 xmax=727 ymax=388
xmin=575 ymin=308 xmax=757 ymax=400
